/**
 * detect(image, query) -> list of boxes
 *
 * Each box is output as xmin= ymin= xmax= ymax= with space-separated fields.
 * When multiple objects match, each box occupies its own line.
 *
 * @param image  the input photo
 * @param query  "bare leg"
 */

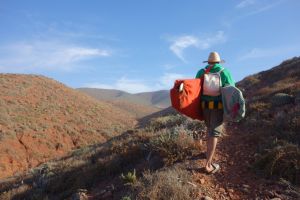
xmin=205 ymin=136 xmax=218 ymax=172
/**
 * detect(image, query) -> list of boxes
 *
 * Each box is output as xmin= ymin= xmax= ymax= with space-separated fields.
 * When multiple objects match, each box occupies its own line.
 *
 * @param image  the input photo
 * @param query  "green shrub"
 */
xmin=121 ymin=196 xmax=132 ymax=200
xmin=120 ymin=169 xmax=137 ymax=185
xmin=271 ymin=93 xmax=294 ymax=106
xmin=254 ymin=143 xmax=300 ymax=185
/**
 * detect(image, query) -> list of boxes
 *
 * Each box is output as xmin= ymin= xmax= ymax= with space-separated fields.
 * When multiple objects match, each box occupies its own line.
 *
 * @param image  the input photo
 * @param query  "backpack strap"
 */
xmin=204 ymin=65 xmax=214 ymax=74
xmin=217 ymin=68 xmax=225 ymax=74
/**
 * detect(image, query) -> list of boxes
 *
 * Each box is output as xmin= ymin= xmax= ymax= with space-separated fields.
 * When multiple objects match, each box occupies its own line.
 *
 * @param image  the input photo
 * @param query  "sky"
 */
xmin=0 ymin=0 xmax=299 ymax=93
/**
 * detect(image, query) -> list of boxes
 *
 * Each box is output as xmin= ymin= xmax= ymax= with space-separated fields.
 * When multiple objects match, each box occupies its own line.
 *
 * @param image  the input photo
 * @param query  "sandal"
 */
xmin=206 ymin=163 xmax=220 ymax=174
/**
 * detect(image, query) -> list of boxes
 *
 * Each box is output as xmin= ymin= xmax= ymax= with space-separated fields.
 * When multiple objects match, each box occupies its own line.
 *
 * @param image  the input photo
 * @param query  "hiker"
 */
xmin=195 ymin=52 xmax=235 ymax=174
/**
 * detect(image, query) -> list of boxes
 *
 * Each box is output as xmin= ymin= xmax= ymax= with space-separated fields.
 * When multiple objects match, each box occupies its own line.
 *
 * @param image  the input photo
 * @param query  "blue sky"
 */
xmin=0 ymin=0 xmax=299 ymax=93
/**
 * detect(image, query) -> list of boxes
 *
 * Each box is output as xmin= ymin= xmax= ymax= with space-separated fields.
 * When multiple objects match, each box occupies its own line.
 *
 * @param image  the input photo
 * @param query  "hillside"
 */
xmin=77 ymin=88 xmax=170 ymax=109
xmin=135 ymin=90 xmax=170 ymax=108
xmin=0 ymin=74 xmax=136 ymax=179
xmin=238 ymin=56 xmax=300 ymax=98
xmin=108 ymin=100 xmax=161 ymax=119
xmin=235 ymin=56 xmax=300 ymax=184
xmin=1 ymin=57 xmax=299 ymax=200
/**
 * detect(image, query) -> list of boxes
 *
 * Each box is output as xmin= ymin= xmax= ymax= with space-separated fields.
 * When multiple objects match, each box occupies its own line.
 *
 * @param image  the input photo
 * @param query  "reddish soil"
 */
xmin=85 ymin=124 xmax=295 ymax=200
xmin=189 ymin=124 xmax=291 ymax=200
xmin=0 ymin=74 xmax=137 ymax=179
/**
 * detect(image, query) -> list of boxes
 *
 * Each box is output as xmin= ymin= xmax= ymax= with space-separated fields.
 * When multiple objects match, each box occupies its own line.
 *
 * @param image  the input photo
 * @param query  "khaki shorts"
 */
xmin=203 ymin=108 xmax=224 ymax=137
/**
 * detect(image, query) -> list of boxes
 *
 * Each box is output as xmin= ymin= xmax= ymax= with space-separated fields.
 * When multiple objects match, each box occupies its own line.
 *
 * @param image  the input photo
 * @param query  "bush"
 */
xmin=149 ymin=127 xmax=198 ymax=165
xmin=120 ymin=169 xmax=137 ymax=185
xmin=254 ymin=143 xmax=300 ymax=185
xmin=134 ymin=167 xmax=197 ymax=200
xmin=148 ymin=115 xmax=186 ymax=131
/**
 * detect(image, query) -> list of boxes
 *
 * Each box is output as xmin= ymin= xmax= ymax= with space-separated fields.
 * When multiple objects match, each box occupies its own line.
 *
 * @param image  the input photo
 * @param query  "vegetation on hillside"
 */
xmin=237 ymin=56 xmax=300 ymax=185
xmin=0 ymin=74 xmax=136 ymax=179
xmin=0 ymin=57 xmax=300 ymax=199
xmin=0 ymin=115 xmax=205 ymax=200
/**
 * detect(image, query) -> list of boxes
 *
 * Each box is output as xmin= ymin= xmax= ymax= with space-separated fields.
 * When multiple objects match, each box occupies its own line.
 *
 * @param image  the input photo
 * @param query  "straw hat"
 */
xmin=203 ymin=52 xmax=225 ymax=63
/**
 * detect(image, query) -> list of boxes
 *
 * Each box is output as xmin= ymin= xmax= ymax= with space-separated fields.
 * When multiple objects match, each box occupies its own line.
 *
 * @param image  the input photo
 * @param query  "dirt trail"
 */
xmin=85 ymin=124 xmax=297 ymax=200
xmin=189 ymin=124 xmax=293 ymax=200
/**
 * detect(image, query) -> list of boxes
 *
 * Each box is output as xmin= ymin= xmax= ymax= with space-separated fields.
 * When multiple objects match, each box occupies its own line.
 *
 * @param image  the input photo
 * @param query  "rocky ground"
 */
xmin=76 ymin=123 xmax=299 ymax=200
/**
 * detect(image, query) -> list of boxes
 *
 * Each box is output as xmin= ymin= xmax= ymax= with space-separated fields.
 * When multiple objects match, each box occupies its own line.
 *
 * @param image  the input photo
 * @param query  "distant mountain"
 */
xmin=0 ymin=74 xmax=136 ymax=179
xmin=77 ymin=88 xmax=171 ymax=108
xmin=135 ymin=90 xmax=171 ymax=108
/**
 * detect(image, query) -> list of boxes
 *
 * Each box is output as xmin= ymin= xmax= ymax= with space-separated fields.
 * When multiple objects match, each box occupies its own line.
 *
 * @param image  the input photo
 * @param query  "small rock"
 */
xmin=242 ymin=187 xmax=250 ymax=194
xmin=101 ymin=191 xmax=113 ymax=199
xmin=99 ymin=189 xmax=106 ymax=195
xmin=270 ymin=198 xmax=281 ymax=200
xmin=286 ymin=190 xmax=300 ymax=198
xmin=227 ymin=188 xmax=234 ymax=193
xmin=199 ymin=178 xmax=205 ymax=184
xmin=219 ymin=188 xmax=226 ymax=193
xmin=265 ymin=190 xmax=275 ymax=197
xmin=203 ymin=196 xmax=214 ymax=200
xmin=242 ymin=184 xmax=250 ymax=188
xmin=71 ymin=192 xmax=88 ymax=200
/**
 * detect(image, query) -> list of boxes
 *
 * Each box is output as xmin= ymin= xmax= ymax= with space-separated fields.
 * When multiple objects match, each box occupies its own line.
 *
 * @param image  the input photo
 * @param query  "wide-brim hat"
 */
xmin=203 ymin=52 xmax=225 ymax=63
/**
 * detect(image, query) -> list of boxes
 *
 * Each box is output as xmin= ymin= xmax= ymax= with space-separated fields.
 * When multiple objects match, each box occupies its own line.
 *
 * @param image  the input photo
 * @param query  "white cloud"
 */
xmin=236 ymin=0 xmax=256 ymax=9
xmin=170 ymin=36 xmax=199 ymax=62
xmin=223 ymin=0 xmax=285 ymax=28
xmin=158 ymin=73 xmax=185 ymax=89
xmin=84 ymin=73 xmax=187 ymax=93
xmin=244 ymin=0 xmax=284 ymax=16
xmin=168 ymin=31 xmax=226 ymax=62
xmin=0 ymin=40 xmax=111 ymax=72
xmin=84 ymin=77 xmax=153 ymax=94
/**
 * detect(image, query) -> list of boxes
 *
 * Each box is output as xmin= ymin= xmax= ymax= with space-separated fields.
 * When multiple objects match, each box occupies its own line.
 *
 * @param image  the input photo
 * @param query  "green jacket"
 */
xmin=195 ymin=63 xmax=235 ymax=101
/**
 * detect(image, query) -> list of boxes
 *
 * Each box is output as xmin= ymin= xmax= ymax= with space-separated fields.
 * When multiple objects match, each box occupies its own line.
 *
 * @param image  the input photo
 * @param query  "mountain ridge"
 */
xmin=77 ymin=88 xmax=171 ymax=108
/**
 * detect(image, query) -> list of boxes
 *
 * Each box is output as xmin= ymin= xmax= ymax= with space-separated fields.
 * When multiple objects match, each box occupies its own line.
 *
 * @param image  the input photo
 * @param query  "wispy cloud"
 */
xmin=236 ymin=0 xmax=256 ymax=9
xmin=162 ymin=64 xmax=176 ymax=70
xmin=168 ymin=31 xmax=226 ymax=62
xmin=84 ymin=77 xmax=153 ymax=94
xmin=0 ymin=40 xmax=111 ymax=72
xmin=244 ymin=0 xmax=284 ymax=16
xmin=157 ymin=73 xmax=185 ymax=89
xmin=223 ymin=0 xmax=285 ymax=28
xmin=84 ymin=72 xmax=187 ymax=93
xmin=238 ymin=46 xmax=298 ymax=61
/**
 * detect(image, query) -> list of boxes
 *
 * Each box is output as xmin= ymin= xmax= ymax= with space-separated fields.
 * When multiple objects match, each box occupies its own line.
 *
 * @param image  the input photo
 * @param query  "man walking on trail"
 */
xmin=195 ymin=52 xmax=235 ymax=174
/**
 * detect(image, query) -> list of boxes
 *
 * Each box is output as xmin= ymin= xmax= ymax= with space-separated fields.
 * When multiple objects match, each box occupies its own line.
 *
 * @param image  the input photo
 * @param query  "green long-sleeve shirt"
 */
xmin=195 ymin=63 xmax=235 ymax=101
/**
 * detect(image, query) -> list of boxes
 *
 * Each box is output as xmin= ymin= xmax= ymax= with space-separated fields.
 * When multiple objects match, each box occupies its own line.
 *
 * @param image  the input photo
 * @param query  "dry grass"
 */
xmin=149 ymin=128 xmax=197 ymax=165
xmin=0 ymin=113 xmax=205 ymax=199
xmin=134 ymin=167 xmax=198 ymax=200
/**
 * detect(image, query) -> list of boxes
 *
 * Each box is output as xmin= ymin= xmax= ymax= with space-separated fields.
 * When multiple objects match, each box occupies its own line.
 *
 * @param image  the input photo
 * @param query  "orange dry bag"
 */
xmin=170 ymin=78 xmax=203 ymax=121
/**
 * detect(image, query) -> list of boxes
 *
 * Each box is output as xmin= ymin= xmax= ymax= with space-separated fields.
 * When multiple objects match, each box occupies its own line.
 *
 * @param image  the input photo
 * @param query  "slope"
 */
xmin=77 ymin=88 xmax=170 ymax=108
xmin=1 ymin=57 xmax=299 ymax=199
xmin=135 ymin=90 xmax=171 ymax=108
xmin=0 ymin=74 xmax=136 ymax=179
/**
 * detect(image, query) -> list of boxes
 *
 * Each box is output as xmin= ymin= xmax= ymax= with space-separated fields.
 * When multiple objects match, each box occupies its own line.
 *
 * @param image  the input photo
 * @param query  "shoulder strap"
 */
xmin=217 ymin=68 xmax=225 ymax=74
xmin=205 ymin=65 xmax=214 ymax=74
